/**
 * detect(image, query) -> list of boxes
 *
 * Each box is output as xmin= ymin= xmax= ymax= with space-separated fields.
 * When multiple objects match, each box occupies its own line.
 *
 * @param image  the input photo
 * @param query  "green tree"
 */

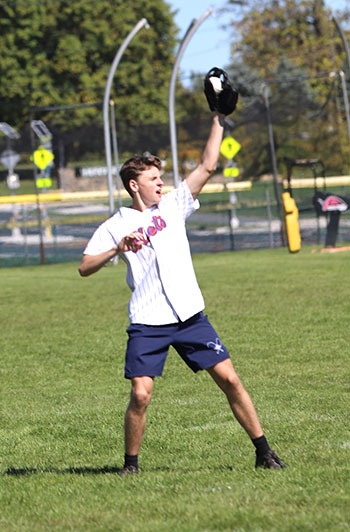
xmin=228 ymin=0 xmax=348 ymax=79
xmin=0 ymin=0 xmax=177 ymax=129
xmin=225 ymin=0 xmax=350 ymax=176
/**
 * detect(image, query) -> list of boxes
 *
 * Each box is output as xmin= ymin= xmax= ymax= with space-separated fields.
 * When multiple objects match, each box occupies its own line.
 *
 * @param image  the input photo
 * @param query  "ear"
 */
xmin=129 ymin=178 xmax=139 ymax=195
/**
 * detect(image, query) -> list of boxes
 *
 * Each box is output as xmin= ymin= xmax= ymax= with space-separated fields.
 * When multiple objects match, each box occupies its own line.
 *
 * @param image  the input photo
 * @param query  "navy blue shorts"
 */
xmin=124 ymin=312 xmax=230 ymax=379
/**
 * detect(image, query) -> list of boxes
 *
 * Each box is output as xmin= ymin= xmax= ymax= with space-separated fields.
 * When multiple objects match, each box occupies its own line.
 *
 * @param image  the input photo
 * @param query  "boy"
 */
xmin=79 ymin=72 xmax=285 ymax=475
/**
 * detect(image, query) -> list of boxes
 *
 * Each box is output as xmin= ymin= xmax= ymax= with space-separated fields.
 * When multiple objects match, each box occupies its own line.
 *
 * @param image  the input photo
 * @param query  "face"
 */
xmin=130 ymin=166 xmax=164 ymax=210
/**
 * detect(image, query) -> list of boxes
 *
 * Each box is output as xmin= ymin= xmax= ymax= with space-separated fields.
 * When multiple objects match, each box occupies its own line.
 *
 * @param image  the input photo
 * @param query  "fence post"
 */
xmin=265 ymin=184 xmax=274 ymax=248
xmin=262 ymin=84 xmax=285 ymax=246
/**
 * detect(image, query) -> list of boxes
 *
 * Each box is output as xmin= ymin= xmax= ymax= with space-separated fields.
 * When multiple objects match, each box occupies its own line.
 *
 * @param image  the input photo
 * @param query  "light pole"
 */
xmin=109 ymin=100 xmax=122 ymax=208
xmin=332 ymin=14 xmax=350 ymax=77
xmin=168 ymin=7 xmax=214 ymax=187
xmin=332 ymin=13 xmax=350 ymax=152
xmin=103 ymin=18 xmax=149 ymax=215
xmin=339 ymin=70 xmax=350 ymax=148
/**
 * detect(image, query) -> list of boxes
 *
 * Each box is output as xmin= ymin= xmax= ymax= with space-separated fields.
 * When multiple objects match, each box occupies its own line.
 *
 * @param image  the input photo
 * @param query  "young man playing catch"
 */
xmin=79 ymin=69 xmax=285 ymax=475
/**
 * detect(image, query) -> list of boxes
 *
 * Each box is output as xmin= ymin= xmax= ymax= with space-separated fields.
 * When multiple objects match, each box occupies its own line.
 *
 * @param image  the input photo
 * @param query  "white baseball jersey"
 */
xmin=83 ymin=180 xmax=205 ymax=325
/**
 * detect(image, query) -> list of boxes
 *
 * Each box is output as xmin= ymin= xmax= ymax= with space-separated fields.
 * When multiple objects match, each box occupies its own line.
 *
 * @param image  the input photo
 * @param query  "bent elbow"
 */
xmin=78 ymin=266 xmax=88 ymax=277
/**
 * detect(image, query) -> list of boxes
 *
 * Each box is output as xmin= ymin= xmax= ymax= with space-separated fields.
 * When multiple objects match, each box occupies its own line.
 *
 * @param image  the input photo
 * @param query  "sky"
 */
xmin=168 ymin=0 xmax=349 ymax=87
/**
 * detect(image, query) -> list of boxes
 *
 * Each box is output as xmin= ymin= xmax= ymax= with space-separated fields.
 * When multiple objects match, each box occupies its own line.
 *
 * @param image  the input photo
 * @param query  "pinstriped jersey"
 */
xmin=83 ymin=181 xmax=205 ymax=325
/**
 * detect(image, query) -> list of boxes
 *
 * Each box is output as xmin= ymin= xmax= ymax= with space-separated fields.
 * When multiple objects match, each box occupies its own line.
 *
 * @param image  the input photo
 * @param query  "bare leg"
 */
xmin=206 ymin=358 xmax=263 ymax=439
xmin=124 ymin=376 xmax=154 ymax=455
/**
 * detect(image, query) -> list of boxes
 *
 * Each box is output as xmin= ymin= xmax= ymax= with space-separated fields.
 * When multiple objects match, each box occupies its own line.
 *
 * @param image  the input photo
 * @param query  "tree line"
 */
xmin=0 ymin=0 xmax=349 ymax=178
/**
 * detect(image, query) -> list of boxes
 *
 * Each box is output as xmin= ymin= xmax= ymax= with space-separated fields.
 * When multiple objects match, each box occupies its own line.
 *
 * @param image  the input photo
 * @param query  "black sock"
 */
xmin=124 ymin=453 xmax=138 ymax=469
xmin=252 ymin=435 xmax=270 ymax=457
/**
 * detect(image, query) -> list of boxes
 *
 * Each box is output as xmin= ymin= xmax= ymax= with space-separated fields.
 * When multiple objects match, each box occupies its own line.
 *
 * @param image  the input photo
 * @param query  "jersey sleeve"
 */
xmin=162 ymin=180 xmax=200 ymax=221
xmin=83 ymin=219 xmax=119 ymax=255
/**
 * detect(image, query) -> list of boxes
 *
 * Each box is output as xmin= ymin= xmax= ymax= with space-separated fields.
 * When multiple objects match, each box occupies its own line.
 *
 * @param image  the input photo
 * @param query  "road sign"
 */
xmin=33 ymin=146 xmax=54 ymax=170
xmin=7 ymin=173 xmax=20 ymax=190
xmin=30 ymin=120 xmax=52 ymax=141
xmin=79 ymin=166 xmax=118 ymax=177
xmin=220 ymin=136 xmax=241 ymax=159
xmin=0 ymin=149 xmax=20 ymax=172
xmin=224 ymin=167 xmax=240 ymax=178
xmin=36 ymin=176 xmax=52 ymax=189
xmin=0 ymin=122 xmax=20 ymax=139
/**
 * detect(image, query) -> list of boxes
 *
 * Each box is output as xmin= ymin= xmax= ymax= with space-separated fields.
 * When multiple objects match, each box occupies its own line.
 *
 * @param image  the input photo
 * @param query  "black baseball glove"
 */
xmin=204 ymin=67 xmax=238 ymax=116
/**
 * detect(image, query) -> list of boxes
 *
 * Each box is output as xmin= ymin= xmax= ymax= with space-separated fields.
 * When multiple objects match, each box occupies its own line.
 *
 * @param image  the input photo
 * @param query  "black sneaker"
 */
xmin=255 ymin=450 xmax=286 ymax=469
xmin=118 ymin=465 xmax=139 ymax=477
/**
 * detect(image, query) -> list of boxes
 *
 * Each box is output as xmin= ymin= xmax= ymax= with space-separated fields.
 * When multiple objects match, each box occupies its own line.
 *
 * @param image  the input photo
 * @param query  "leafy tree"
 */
xmin=0 ymin=0 xmax=178 ymax=129
xmin=224 ymin=0 xmax=350 ymax=176
xmin=228 ymin=0 xmax=348 ymax=79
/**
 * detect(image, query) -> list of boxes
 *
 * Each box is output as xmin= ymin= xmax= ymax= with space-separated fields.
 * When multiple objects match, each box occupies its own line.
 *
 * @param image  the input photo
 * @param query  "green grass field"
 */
xmin=1 ymin=248 xmax=350 ymax=531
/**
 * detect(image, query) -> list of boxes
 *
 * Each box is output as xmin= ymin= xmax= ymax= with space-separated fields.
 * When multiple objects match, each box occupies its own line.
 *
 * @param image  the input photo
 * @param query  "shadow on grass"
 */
xmin=3 ymin=465 xmax=123 ymax=476
xmin=3 ymin=464 xmax=233 ymax=476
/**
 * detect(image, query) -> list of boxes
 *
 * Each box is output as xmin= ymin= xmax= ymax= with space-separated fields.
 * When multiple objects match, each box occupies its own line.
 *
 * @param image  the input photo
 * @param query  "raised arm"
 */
xmin=185 ymin=113 xmax=224 ymax=200
xmin=185 ymin=67 xmax=238 ymax=200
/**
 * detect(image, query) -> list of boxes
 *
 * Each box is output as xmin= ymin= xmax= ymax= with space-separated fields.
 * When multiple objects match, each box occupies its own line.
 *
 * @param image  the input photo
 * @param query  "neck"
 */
xmin=132 ymin=196 xmax=150 ymax=212
xmin=132 ymin=197 xmax=146 ymax=212
xmin=132 ymin=193 xmax=158 ymax=212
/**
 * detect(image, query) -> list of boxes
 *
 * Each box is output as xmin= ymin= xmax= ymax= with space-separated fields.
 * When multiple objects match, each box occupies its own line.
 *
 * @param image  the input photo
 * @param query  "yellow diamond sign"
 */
xmin=33 ymin=145 xmax=54 ymax=170
xmin=220 ymin=136 xmax=241 ymax=160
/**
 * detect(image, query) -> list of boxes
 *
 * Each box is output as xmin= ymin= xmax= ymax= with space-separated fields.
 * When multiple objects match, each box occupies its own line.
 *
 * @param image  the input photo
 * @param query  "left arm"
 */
xmin=185 ymin=113 xmax=225 ymax=200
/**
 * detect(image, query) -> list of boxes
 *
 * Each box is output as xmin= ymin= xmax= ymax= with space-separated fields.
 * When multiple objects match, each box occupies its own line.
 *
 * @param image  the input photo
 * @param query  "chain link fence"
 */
xmin=1 ymin=178 xmax=350 ymax=267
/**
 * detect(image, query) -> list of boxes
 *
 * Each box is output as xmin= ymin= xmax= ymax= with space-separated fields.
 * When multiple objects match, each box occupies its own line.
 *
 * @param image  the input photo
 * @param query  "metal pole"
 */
xmin=22 ymin=204 xmax=28 ymax=265
xmin=332 ymin=14 xmax=350 ymax=77
xmin=103 ymin=18 xmax=149 ymax=216
xmin=168 ymin=8 xmax=214 ymax=187
xmin=262 ymin=84 xmax=285 ymax=245
xmin=29 ymin=112 xmax=46 ymax=264
xmin=110 ymin=100 xmax=122 ymax=208
xmin=227 ymin=209 xmax=235 ymax=251
xmin=339 ymin=70 xmax=350 ymax=148
xmin=265 ymin=184 xmax=274 ymax=248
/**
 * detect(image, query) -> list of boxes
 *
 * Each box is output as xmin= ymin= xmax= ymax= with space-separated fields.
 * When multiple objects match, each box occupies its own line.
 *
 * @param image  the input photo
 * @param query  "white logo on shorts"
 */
xmin=206 ymin=338 xmax=224 ymax=354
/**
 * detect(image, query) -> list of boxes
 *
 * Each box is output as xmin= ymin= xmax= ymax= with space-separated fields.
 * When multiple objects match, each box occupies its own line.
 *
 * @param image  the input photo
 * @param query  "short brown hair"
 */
xmin=120 ymin=155 xmax=161 ymax=197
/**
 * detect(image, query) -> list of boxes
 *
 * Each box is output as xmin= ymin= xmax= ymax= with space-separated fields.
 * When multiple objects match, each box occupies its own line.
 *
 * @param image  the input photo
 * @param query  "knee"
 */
xmin=222 ymin=372 xmax=244 ymax=397
xmin=130 ymin=387 xmax=152 ymax=411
